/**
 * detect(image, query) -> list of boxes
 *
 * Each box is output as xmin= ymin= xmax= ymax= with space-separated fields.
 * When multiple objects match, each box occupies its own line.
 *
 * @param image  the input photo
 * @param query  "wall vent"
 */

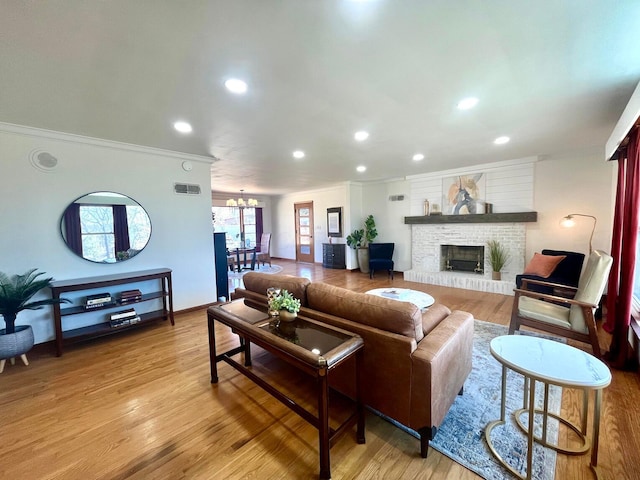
xmin=174 ymin=183 xmax=201 ymax=195
xmin=388 ymin=194 xmax=405 ymax=201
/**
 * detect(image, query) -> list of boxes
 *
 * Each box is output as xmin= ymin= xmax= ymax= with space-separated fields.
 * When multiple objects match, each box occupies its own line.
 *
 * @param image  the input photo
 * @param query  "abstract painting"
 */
xmin=442 ymin=173 xmax=485 ymax=215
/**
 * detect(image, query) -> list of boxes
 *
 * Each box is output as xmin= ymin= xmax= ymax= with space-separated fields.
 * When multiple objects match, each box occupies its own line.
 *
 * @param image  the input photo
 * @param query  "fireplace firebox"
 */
xmin=441 ymin=245 xmax=484 ymax=273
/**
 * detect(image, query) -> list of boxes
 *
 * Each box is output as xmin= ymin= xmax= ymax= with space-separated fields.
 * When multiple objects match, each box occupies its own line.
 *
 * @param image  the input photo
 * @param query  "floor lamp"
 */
xmin=560 ymin=213 xmax=597 ymax=253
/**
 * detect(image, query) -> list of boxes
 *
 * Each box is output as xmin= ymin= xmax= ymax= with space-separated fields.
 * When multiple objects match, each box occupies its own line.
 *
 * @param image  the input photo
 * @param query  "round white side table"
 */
xmin=365 ymin=288 xmax=435 ymax=310
xmin=485 ymin=335 xmax=611 ymax=480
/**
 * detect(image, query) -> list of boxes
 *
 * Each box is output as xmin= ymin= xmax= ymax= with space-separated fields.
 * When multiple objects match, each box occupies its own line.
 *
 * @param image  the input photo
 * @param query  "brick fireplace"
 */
xmin=404 ymin=222 xmax=527 ymax=295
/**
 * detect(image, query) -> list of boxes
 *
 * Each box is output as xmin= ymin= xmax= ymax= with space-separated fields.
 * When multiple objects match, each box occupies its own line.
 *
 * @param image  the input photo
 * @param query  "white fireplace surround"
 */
xmin=404 ymin=223 xmax=526 ymax=295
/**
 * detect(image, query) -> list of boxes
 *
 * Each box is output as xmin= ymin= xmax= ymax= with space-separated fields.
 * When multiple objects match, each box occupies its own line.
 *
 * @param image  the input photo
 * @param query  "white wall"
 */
xmin=362 ymin=180 xmax=412 ymax=271
xmin=0 ymin=125 xmax=216 ymax=344
xmin=528 ymin=148 xmax=616 ymax=259
xmin=272 ymin=184 xmax=350 ymax=265
xmin=289 ymin=152 xmax=615 ymax=274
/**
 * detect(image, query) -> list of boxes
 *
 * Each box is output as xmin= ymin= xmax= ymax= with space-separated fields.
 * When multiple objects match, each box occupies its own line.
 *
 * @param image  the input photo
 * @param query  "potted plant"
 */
xmin=487 ymin=240 xmax=510 ymax=280
xmin=346 ymin=215 xmax=378 ymax=273
xmin=0 ymin=269 xmax=70 ymax=372
xmin=346 ymin=228 xmax=365 ymax=269
xmin=268 ymin=289 xmax=301 ymax=322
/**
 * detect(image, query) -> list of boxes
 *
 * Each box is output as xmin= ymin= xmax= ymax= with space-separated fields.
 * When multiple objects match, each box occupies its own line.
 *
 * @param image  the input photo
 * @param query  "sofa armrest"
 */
xmin=409 ymin=311 xmax=474 ymax=429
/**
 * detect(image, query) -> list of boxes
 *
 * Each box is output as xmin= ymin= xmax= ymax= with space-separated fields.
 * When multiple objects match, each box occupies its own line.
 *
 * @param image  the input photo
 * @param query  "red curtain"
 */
xmin=605 ymin=125 xmax=640 ymax=367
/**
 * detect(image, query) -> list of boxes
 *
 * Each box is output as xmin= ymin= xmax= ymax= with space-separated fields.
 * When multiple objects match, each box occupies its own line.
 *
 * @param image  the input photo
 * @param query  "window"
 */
xmin=212 ymin=206 xmax=260 ymax=250
xmin=80 ymin=205 xmax=115 ymax=262
xmin=78 ymin=204 xmax=150 ymax=263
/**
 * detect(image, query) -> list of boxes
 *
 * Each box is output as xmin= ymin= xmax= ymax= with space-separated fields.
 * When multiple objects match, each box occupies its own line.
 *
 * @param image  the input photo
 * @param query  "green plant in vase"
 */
xmin=487 ymin=240 xmax=510 ymax=280
xmin=268 ymin=289 xmax=301 ymax=322
xmin=0 ymin=269 xmax=70 ymax=372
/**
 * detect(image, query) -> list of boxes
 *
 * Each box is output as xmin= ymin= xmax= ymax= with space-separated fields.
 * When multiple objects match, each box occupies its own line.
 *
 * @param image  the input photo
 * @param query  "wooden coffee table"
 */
xmin=207 ymin=299 xmax=365 ymax=480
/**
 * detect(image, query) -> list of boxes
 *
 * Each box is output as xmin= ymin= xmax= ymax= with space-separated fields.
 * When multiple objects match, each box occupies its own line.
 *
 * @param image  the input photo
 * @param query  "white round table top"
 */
xmin=490 ymin=335 xmax=611 ymax=389
xmin=365 ymin=288 xmax=435 ymax=310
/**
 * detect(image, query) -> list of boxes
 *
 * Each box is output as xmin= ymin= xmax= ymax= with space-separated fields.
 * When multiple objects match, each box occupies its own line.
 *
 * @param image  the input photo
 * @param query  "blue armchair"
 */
xmin=369 ymin=243 xmax=395 ymax=279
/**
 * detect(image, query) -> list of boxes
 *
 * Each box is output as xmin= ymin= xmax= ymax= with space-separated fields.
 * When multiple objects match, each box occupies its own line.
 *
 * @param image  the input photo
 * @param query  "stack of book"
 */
xmin=119 ymin=289 xmax=142 ymax=304
xmin=84 ymin=292 xmax=114 ymax=310
xmin=109 ymin=308 xmax=141 ymax=328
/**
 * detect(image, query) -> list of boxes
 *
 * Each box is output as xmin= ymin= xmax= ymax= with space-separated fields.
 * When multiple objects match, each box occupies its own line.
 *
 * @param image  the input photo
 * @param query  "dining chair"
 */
xmin=257 ymin=233 xmax=272 ymax=267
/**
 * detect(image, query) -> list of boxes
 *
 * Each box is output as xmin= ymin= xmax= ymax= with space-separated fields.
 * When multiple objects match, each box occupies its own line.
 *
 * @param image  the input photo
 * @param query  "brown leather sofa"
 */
xmin=231 ymin=272 xmax=474 ymax=457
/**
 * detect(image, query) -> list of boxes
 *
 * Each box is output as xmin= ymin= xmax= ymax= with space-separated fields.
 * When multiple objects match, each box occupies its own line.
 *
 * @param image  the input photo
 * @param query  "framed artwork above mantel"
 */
xmin=327 ymin=207 xmax=343 ymax=237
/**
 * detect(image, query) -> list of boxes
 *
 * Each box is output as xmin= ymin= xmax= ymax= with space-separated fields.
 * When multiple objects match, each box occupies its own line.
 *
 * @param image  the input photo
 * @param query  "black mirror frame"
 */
xmin=60 ymin=191 xmax=152 ymax=264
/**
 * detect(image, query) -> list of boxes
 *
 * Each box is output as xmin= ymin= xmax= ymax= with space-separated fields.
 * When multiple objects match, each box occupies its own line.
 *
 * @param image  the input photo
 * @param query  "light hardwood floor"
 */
xmin=1 ymin=260 xmax=638 ymax=479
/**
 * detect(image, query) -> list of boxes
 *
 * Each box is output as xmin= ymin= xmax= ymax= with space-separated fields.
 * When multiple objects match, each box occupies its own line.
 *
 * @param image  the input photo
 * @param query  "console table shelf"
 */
xmin=62 ymin=310 xmax=167 ymax=341
xmin=50 ymin=268 xmax=174 ymax=356
xmin=60 ymin=291 xmax=166 ymax=316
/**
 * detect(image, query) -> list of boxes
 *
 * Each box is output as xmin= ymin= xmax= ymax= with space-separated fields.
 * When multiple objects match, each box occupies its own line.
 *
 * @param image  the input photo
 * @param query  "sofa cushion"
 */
xmin=306 ymin=283 xmax=424 ymax=341
xmin=523 ymin=252 xmax=566 ymax=277
xmin=241 ymin=272 xmax=310 ymax=306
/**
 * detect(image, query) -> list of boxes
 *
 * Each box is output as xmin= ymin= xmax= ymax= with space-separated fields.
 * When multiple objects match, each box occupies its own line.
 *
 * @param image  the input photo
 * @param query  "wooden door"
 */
xmin=295 ymin=202 xmax=314 ymax=263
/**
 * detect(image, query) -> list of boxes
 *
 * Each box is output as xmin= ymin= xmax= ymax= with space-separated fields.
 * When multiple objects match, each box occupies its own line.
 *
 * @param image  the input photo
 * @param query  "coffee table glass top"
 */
xmin=259 ymin=318 xmax=351 ymax=355
xmin=490 ymin=335 xmax=611 ymax=388
xmin=365 ymin=288 xmax=435 ymax=309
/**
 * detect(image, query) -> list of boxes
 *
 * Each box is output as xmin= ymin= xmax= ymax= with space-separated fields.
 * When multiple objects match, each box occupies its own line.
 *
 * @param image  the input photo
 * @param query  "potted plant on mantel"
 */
xmin=346 ymin=215 xmax=378 ymax=274
xmin=0 ymin=269 xmax=70 ymax=372
xmin=487 ymin=240 xmax=510 ymax=281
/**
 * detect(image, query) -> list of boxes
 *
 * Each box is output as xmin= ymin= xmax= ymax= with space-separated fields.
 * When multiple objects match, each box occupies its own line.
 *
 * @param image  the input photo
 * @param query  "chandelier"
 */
xmin=226 ymin=189 xmax=258 ymax=208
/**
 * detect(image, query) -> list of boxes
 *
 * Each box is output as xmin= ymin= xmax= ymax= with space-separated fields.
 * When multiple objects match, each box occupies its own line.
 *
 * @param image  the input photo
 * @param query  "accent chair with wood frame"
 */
xmin=509 ymin=249 xmax=613 ymax=358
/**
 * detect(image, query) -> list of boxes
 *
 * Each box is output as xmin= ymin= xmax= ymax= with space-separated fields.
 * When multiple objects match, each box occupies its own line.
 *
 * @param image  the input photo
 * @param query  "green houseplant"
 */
xmin=487 ymin=240 xmax=510 ymax=280
xmin=0 ymin=269 xmax=70 ymax=370
xmin=358 ymin=215 xmax=378 ymax=274
xmin=346 ymin=215 xmax=379 ymax=273
xmin=268 ymin=289 xmax=301 ymax=322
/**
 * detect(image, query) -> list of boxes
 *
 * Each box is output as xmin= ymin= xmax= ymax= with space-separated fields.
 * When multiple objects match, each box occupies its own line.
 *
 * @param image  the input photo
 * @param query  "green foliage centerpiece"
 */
xmin=268 ymin=289 xmax=301 ymax=322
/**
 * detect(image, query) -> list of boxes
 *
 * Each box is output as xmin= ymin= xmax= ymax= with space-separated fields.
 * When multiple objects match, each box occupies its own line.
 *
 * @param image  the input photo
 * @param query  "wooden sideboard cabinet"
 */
xmin=50 ymin=268 xmax=174 ymax=356
xmin=322 ymin=243 xmax=346 ymax=269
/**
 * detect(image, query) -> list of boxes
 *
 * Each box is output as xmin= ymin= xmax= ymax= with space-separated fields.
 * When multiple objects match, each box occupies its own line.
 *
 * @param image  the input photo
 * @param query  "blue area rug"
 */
xmin=429 ymin=320 xmax=562 ymax=480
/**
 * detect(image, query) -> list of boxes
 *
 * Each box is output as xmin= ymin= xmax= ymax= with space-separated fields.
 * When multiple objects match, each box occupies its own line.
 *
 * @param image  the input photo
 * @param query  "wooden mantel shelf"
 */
xmin=404 ymin=211 xmax=537 ymax=224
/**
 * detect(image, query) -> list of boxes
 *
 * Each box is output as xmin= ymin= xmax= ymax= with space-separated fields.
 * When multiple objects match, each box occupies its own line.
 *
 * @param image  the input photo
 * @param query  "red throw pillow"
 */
xmin=523 ymin=253 xmax=566 ymax=278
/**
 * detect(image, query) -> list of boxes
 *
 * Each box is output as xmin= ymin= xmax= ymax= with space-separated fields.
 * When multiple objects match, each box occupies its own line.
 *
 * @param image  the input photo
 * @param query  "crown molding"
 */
xmin=405 ymin=156 xmax=538 ymax=181
xmin=0 ymin=122 xmax=215 ymax=164
xmin=606 ymin=80 xmax=640 ymax=161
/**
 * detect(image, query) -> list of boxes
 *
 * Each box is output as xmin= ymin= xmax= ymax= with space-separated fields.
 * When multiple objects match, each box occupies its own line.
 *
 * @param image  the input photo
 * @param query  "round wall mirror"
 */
xmin=60 ymin=192 xmax=152 ymax=263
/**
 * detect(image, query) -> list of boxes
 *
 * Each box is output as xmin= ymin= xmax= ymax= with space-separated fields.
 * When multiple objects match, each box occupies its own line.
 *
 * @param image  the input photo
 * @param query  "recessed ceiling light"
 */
xmin=354 ymin=131 xmax=369 ymax=141
xmin=457 ymin=97 xmax=479 ymax=110
xmin=356 ymin=165 xmax=367 ymax=172
xmin=494 ymin=136 xmax=510 ymax=145
xmin=173 ymin=121 xmax=192 ymax=134
xmin=224 ymin=78 xmax=248 ymax=94
xmin=292 ymin=150 xmax=305 ymax=159
xmin=413 ymin=153 xmax=425 ymax=161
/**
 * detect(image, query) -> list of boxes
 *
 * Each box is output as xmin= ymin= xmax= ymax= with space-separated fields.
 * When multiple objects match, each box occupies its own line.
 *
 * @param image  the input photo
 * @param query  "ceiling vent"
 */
xmin=388 ymin=194 xmax=405 ymax=201
xmin=174 ymin=183 xmax=201 ymax=195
